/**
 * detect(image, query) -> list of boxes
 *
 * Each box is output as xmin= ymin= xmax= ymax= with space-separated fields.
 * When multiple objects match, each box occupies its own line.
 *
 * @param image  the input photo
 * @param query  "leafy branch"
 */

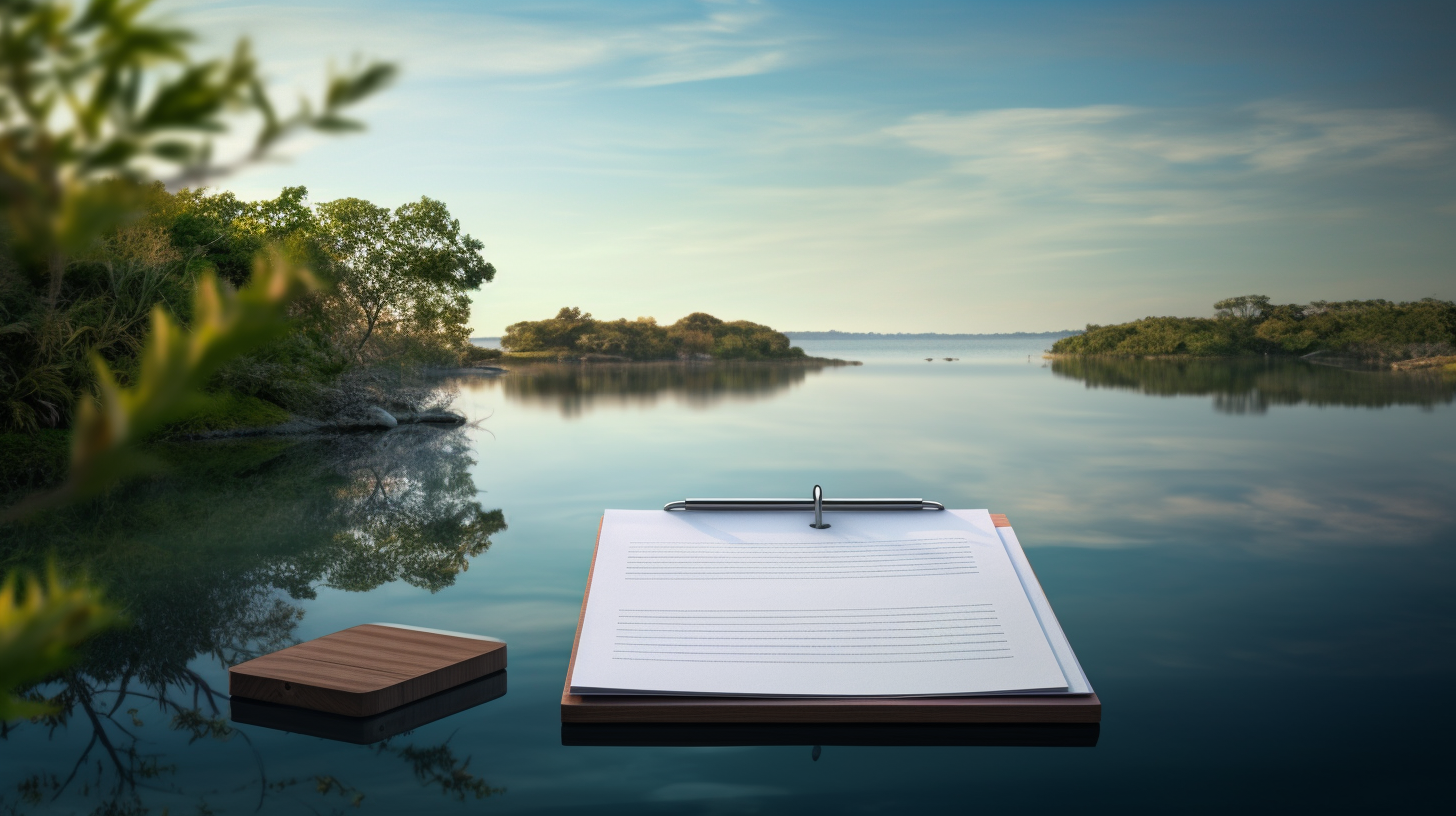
xmin=0 ymin=566 xmax=123 ymax=720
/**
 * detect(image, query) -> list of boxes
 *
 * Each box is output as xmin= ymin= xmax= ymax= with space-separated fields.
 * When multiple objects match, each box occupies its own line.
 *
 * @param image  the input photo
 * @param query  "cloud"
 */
xmin=625 ymin=50 xmax=788 ymax=88
xmin=181 ymin=0 xmax=795 ymax=88
xmin=867 ymin=101 xmax=1456 ymax=241
xmin=885 ymin=102 xmax=1455 ymax=188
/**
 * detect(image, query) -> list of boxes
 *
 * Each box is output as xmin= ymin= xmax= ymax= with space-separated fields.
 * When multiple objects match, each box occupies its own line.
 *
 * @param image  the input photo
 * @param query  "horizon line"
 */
xmin=470 ymin=330 xmax=1081 ymax=341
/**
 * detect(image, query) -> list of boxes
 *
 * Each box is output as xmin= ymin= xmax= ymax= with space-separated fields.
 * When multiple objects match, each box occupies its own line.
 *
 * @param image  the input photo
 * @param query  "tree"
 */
xmin=1214 ymin=295 xmax=1271 ymax=319
xmin=315 ymin=197 xmax=494 ymax=359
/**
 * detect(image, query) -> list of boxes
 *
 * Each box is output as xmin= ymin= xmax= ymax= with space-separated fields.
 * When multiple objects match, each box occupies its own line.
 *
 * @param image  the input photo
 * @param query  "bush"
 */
xmin=463 ymin=345 xmax=503 ymax=363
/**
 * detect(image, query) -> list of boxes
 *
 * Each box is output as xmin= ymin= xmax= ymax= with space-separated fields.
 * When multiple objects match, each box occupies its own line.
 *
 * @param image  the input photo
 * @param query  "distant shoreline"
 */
xmin=783 ymin=330 xmax=1081 ymax=340
xmin=470 ymin=331 xmax=1080 ymax=344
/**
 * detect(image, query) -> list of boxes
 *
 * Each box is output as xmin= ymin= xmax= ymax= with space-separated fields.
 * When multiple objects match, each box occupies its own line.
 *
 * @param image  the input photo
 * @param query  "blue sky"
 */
xmin=185 ymin=0 xmax=1455 ymax=333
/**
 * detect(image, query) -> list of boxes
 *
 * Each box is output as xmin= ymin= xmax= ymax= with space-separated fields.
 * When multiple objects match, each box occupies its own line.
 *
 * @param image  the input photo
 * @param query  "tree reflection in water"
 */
xmin=479 ymin=360 xmax=853 ymax=416
xmin=0 ymin=425 xmax=506 ymax=813
xmin=1049 ymin=357 xmax=1456 ymax=414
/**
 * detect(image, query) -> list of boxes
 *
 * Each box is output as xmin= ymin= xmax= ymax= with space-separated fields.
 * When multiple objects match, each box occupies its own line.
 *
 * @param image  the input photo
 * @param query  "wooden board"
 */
xmin=561 ymin=514 xmax=1100 ymax=724
xmin=230 ymin=624 xmax=506 ymax=717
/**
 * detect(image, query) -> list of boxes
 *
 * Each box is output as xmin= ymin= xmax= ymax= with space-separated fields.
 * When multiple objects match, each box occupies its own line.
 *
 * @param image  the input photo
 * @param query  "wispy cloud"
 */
xmin=885 ymin=102 xmax=1454 ymax=186
xmin=625 ymin=50 xmax=788 ymax=88
xmin=183 ymin=0 xmax=796 ymax=88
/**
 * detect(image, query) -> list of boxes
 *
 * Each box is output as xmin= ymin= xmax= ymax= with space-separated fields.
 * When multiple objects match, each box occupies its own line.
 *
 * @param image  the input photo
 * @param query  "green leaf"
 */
xmin=0 ymin=565 xmax=124 ymax=722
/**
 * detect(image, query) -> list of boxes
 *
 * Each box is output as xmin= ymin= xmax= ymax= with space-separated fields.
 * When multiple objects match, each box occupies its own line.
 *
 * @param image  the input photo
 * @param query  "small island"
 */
xmin=489 ymin=307 xmax=854 ymax=364
xmin=1050 ymin=296 xmax=1456 ymax=369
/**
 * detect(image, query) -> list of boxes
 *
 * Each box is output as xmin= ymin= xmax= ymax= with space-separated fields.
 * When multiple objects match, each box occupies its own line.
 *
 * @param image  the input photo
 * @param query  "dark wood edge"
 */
xmin=562 ymin=693 xmax=1100 ymax=724
xmin=560 ymin=512 xmax=1101 ymax=724
xmin=561 ymin=516 xmax=604 ymax=713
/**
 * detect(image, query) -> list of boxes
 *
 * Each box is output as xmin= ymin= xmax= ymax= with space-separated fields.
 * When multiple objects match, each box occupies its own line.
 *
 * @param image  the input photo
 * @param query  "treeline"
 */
xmin=1 ymin=184 xmax=494 ymax=433
xmin=1050 ymin=296 xmax=1456 ymax=360
xmin=501 ymin=308 xmax=807 ymax=361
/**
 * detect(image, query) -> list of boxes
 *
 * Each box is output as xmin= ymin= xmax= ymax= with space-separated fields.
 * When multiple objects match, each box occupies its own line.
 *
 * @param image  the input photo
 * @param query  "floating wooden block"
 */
xmin=230 ymin=624 xmax=506 ymax=717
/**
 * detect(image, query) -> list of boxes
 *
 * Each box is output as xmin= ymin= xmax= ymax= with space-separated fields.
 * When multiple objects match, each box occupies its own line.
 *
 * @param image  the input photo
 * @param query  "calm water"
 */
xmin=3 ymin=337 xmax=1454 ymax=815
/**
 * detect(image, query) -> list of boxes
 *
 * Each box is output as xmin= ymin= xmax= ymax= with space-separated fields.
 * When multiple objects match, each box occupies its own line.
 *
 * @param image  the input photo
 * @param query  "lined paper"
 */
xmin=571 ymin=509 xmax=1070 ymax=697
xmin=625 ymin=537 xmax=978 ymax=579
xmin=613 ymin=604 xmax=1010 ymax=663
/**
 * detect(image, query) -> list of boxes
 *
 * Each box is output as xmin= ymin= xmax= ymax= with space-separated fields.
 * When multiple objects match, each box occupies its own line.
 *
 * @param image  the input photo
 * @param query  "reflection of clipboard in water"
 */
xmin=562 ymin=488 xmax=1099 ymax=724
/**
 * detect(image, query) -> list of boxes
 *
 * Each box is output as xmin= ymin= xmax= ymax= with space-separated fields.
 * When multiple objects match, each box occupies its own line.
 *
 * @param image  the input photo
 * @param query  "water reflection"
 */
xmin=480 ymin=361 xmax=852 ymax=416
xmin=1049 ymin=357 xmax=1456 ymax=413
xmin=0 ymin=425 xmax=506 ymax=813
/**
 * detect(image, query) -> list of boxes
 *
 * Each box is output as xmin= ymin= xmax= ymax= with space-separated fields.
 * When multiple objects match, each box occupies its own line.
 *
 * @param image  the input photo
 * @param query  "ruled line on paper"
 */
xmin=611 ymin=604 xmax=1011 ymax=664
xmin=624 ymin=537 xmax=977 ymax=580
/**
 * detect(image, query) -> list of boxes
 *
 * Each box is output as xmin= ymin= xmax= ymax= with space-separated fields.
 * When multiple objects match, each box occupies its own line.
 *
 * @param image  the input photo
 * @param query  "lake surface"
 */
xmin=3 ymin=336 xmax=1453 ymax=815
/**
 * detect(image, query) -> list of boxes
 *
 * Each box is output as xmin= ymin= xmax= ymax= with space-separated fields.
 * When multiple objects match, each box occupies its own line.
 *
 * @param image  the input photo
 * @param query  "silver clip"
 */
xmin=810 ymin=484 xmax=831 ymax=529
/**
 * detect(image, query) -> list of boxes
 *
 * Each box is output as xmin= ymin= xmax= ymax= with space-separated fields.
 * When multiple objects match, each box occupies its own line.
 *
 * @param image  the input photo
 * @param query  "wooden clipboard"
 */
xmin=561 ymin=515 xmax=1101 ymax=724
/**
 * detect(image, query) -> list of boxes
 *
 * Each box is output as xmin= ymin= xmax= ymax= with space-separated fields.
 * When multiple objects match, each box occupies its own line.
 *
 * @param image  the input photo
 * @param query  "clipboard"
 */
xmin=562 ymin=491 xmax=1101 ymax=724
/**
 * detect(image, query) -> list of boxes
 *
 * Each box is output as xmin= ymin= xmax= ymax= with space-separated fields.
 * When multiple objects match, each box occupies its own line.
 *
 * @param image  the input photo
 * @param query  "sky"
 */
xmin=181 ymin=0 xmax=1455 ymax=334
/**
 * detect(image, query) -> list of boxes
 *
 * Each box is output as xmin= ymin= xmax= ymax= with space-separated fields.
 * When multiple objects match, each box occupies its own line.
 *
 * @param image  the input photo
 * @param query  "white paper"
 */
xmin=989 ymin=520 xmax=1093 ymax=695
xmin=571 ymin=509 xmax=1070 ymax=697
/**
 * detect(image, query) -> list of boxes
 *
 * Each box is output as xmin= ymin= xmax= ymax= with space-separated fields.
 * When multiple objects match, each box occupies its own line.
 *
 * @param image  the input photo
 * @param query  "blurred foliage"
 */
xmin=502 ymin=307 xmax=807 ymax=361
xmin=1051 ymin=296 xmax=1456 ymax=360
xmin=0 ymin=0 xmax=392 ymax=725
xmin=0 ymin=0 xmax=394 ymax=288
xmin=0 ymin=566 xmax=122 ymax=720
xmin=1049 ymin=356 xmax=1456 ymax=414
xmin=1 ymin=0 xmax=394 ymax=431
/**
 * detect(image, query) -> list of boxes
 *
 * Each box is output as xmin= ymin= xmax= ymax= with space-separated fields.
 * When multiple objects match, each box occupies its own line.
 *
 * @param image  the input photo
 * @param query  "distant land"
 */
xmin=781 ymin=330 xmax=1081 ymax=339
xmin=472 ymin=330 xmax=1082 ymax=345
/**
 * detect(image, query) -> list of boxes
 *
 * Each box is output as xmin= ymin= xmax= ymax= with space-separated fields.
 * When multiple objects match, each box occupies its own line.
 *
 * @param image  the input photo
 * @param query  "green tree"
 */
xmin=1214 ymin=295 xmax=1272 ymax=319
xmin=315 ymin=197 xmax=494 ymax=360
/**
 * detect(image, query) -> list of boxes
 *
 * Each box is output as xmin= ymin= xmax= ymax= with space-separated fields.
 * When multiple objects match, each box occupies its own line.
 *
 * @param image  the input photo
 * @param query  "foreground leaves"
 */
xmin=0 ymin=566 xmax=122 ymax=720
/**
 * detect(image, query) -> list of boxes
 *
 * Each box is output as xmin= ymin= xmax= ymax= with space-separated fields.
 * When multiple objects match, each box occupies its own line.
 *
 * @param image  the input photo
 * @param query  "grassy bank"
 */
xmin=0 ymin=394 xmax=300 ymax=502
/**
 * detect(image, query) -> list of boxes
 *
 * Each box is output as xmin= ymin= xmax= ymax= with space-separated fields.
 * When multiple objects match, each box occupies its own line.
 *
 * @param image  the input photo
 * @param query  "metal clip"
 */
xmin=810 ymin=484 xmax=831 ymax=529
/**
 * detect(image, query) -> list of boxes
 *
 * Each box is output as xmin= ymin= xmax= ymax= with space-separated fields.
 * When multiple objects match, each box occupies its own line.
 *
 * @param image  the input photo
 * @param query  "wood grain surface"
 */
xmin=561 ymin=513 xmax=1101 ymax=724
xmin=230 ymin=625 xmax=506 ymax=717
